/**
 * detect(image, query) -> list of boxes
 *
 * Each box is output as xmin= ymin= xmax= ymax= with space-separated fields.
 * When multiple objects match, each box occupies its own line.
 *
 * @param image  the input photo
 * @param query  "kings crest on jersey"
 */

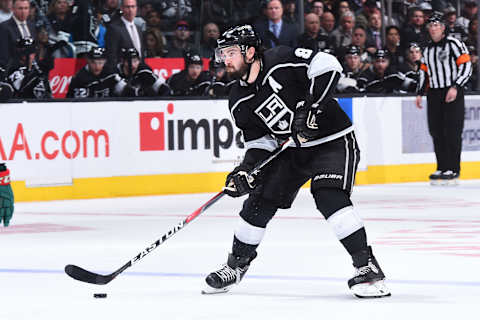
xmin=228 ymin=46 xmax=353 ymax=150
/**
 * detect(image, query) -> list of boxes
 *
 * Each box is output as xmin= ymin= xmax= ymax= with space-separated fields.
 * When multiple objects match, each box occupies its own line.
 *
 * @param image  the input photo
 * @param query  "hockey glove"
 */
xmin=292 ymin=100 xmax=321 ymax=147
xmin=0 ymin=165 xmax=14 ymax=227
xmin=223 ymin=164 xmax=257 ymax=198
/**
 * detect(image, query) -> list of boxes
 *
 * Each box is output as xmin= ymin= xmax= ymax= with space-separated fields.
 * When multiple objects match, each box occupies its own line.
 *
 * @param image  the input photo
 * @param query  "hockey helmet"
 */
xmin=345 ymin=45 xmax=360 ymax=56
xmin=374 ymin=49 xmax=390 ymax=61
xmin=184 ymin=50 xmax=203 ymax=68
xmin=121 ymin=47 xmax=140 ymax=60
xmin=426 ymin=12 xmax=445 ymax=26
xmin=215 ymin=24 xmax=262 ymax=63
xmin=16 ymin=37 xmax=36 ymax=55
xmin=88 ymin=47 xmax=107 ymax=60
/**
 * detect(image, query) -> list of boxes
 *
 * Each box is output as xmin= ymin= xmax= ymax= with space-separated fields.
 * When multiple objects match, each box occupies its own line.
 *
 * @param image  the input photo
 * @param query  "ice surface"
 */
xmin=1 ymin=181 xmax=479 ymax=320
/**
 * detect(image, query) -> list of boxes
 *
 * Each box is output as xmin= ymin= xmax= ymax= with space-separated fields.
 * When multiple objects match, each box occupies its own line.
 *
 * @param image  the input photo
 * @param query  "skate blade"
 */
xmin=430 ymin=180 xmax=441 ymax=186
xmin=201 ymin=286 xmax=232 ymax=295
xmin=351 ymin=280 xmax=391 ymax=299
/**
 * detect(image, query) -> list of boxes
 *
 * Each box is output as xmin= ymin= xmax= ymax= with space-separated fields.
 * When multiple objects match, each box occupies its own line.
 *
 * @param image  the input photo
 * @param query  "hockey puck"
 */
xmin=93 ymin=293 xmax=107 ymax=298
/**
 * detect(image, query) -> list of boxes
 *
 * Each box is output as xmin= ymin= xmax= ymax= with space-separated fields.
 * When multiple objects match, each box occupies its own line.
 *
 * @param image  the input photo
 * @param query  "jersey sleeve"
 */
xmin=290 ymin=48 xmax=343 ymax=109
xmin=449 ymin=37 xmax=473 ymax=87
xmin=416 ymin=55 xmax=428 ymax=95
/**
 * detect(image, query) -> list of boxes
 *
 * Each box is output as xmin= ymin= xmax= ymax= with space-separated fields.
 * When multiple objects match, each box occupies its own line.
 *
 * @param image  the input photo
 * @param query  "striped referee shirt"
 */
xmin=417 ymin=35 xmax=472 ymax=94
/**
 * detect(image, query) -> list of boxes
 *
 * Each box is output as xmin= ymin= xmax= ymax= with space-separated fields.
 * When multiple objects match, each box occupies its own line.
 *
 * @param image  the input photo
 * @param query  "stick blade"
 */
xmin=64 ymin=264 xmax=112 ymax=285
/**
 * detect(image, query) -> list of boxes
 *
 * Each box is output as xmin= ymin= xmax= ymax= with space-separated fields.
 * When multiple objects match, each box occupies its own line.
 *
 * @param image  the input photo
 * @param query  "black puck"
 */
xmin=93 ymin=293 xmax=107 ymax=298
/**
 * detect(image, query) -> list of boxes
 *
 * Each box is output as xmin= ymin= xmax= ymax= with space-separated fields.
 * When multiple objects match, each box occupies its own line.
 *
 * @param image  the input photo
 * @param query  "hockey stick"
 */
xmin=64 ymin=137 xmax=294 ymax=285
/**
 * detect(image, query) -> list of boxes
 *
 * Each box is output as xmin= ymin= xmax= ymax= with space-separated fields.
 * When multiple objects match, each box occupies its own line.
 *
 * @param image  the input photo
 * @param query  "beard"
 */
xmin=226 ymin=63 xmax=249 ymax=80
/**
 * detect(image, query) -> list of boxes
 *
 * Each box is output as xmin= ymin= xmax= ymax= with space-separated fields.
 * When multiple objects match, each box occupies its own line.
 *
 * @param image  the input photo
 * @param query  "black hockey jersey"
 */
xmin=67 ymin=65 xmax=126 ymax=98
xmin=166 ymin=70 xmax=212 ymax=96
xmin=7 ymin=63 xmax=52 ymax=99
xmin=117 ymin=62 xmax=169 ymax=97
xmin=229 ymin=46 xmax=352 ymax=150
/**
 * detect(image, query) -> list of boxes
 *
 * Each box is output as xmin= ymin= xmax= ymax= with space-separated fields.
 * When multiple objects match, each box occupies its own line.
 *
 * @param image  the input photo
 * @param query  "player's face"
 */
xmin=427 ymin=22 xmax=445 ymax=42
xmin=217 ymin=45 xmax=248 ymax=79
xmin=408 ymin=48 xmax=421 ymax=63
xmin=123 ymin=57 xmax=140 ymax=75
xmin=346 ymin=54 xmax=360 ymax=69
xmin=88 ymin=59 xmax=106 ymax=76
xmin=187 ymin=64 xmax=202 ymax=80
xmin=374 ymin=58 xmax=389 ymax=73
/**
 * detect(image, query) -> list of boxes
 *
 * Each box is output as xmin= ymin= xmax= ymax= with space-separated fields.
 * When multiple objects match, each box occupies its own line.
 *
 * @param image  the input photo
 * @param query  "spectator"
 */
xmin=144 ymin=28 xmax=167 ymax=58
xmin=199 ymin=22 xmax=220 ymax=58
xmin=6 ymin=37 xmax=52 ymax=99
xmin=457 ymin=1 xmax=478 ymax=34
xmin=401 ymin=7 xmax=428 ymax=49
xmin=283 ymin=0 xmax=298 ymax=26
xmin=359 ymin=49 xmax=403 ymax=93
xmin=0 ymin=0 xmax=12 ymax=23
xmin=337 ymin=45 xmax=366 ymax=93
xmin=105 ymin=0 xmax=145 ymax=66
xmin=166 ymin=50 xmax=211 ymax=96
xmin=329 ymin=10 xmax=354 ymax=51
xmin=253 ymin=0 xmax=298 ymax=49
xmin=117 ymin=47 xmax=169 ymax=97
xmin=0 ymin=0 xmax=36 ymax=66
xmin=333 ymin=1 xmax=350 ymax=19
xmin=139 ymin=0 xmax=153 ymax=20
xmin=156 ymin=0 xmax=193 ymax=31
xmin=199 ymin=0 xmax=229 ymax=30
xmin=419 ymin=2 xmax=433 ymax=22
xmin=320 ymin=11 xmax=335 ymax=33
xmin=310 ymin=0 xmax=324 ymax=18
xmin=145 ymin=8 xmax=164 ymax=31
xmin=297 ymin=12 xmax=332 ymax=53
xmin=165 ymin=20 xmax=193 ymax=58
xmin=384 ymin=26 xmax=403 ymax=69
xmin=351 ymin=25 xmax=370 ymax=63
xmin=444 ymin=6 xmax=467 ymax=42
xmin=47 ymin=0 xmax=72 ymax=34
xmin=355 ymin=0 xmax=379 ymax=30
xmin=366 ymin=11 xmax=382 ymax=51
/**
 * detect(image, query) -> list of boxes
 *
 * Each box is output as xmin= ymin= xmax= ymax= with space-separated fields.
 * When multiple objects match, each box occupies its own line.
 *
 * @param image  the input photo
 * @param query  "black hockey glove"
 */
xmin=223 ymin=163 xmax=257 ymax=198
xmin=291 ymin=100 xmax=321 ymax=147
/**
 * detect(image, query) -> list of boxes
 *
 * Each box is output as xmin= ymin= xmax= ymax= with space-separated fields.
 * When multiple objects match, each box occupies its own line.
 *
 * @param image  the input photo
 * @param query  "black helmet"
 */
xmin=216 ymin=24 xmax=262 ymax=62
xmin=121 ymin=47 xmax=140 ymax=60
xmin=345 ymin=45 xmax=360 ymax=56
xmin=374 ymin=49 xmax=390 ymax=60
xmin=16 ymin=37 xmax=36 ymax=55
xmin=426 ymin=12 xmax=445 ymax=25
xmin=184 ymin=50 xmax=203 ymax=67
xmin=88 ymin=47 xmax=107 ymax=60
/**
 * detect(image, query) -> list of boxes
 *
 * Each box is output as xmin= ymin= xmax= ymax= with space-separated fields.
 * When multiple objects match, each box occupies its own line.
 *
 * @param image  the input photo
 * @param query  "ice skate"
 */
xmin=429 ymin=170 xmax=443 ymax=186
xmin=348 ymin=247 xmax=391 ymax=298
xmin=439 ymin=171 xmax=459 ymax=186
xmin=202 ymin=253 xmax=254 ymax=294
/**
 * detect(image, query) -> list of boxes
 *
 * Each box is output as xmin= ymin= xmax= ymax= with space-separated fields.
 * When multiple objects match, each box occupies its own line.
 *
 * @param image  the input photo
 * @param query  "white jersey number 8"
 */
xmin=294 ymin=48 xmax=313 ymax=59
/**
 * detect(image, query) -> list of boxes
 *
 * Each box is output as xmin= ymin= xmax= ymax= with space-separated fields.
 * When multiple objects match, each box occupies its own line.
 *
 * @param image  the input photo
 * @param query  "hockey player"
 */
xmin=0 ymin=67 xmax=14 ymax=101
xmin=67 ymin=47 xmax=129 ymax=98
xmin=205 ymin=57 xmax=235 ymax=97
xmin=0 ymin=163 xmax=14 ymax=227
xmin=203 ymin=25 xmax=391 ymax=298
xmin=117 ymin=47 xmax=169 ymax=97
xmin=6 ymin=38 xmax=52 ymax=99
xmin=336 ymin=45 xmax=367 ymax=93
xmin=166 ymin=50 xmax=211 ymax=96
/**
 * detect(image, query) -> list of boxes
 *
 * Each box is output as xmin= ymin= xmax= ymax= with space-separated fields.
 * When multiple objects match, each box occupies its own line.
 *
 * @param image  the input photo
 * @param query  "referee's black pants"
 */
xmin=426 ymin=87 xmax=465 ymax=174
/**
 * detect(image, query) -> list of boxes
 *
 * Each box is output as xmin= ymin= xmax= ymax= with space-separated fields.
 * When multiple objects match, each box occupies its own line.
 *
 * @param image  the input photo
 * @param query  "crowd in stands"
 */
xmin=0 ymin=0 xmax=478 ymax=100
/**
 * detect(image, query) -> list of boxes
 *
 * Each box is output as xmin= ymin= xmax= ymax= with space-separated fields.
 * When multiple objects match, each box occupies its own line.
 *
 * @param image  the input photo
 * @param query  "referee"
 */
xmin=415 ymin=12 xmax=472 ymax=185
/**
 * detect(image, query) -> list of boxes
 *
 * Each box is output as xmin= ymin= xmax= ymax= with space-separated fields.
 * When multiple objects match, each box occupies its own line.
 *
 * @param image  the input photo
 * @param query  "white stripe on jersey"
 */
xmin=261 ymin=63 xmax=309 ymax=86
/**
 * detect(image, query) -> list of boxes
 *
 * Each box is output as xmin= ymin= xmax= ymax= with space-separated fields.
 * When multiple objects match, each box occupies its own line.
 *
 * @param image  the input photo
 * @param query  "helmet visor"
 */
xmin=215 ymin=45 xmax=242 ymax=63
